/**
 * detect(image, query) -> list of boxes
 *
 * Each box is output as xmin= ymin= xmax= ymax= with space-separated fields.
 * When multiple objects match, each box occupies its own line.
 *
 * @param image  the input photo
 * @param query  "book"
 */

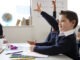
xmin=10 ymin=54 xmax=35 ymax=60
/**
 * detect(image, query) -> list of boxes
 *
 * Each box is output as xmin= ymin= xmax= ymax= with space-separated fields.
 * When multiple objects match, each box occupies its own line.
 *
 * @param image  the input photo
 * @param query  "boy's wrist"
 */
xmin=38 ymin=10 xmax=42 ymax=13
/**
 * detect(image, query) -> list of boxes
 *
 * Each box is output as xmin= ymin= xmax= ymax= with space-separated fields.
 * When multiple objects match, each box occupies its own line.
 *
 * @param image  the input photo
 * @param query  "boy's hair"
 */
xmin=59 ymin=10 xmax=78 ymax=28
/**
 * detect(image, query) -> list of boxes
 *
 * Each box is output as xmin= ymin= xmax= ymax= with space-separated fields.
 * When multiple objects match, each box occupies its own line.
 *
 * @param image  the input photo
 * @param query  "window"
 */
xmin=68 ymin=0 xmax=80 ymax=25
xmin=0 ymin=0 xmax=31 ymax=26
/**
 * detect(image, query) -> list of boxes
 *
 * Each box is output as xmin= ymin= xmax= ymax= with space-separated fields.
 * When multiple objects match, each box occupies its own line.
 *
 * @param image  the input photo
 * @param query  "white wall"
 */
xmin=3 ymin=26 xmax=50 ymax=43
xmin=3 ymin=26 xmax=33 ymax=43
xmin=68 ymin=0 xmax=80 ymax=25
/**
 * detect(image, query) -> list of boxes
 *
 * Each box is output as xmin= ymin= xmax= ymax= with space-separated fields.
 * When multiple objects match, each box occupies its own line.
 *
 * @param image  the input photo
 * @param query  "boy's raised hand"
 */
xmin=52 ymin=0 xmax=56 ymax=11
xmin=34 ymin=2 xmax=42 ymax=13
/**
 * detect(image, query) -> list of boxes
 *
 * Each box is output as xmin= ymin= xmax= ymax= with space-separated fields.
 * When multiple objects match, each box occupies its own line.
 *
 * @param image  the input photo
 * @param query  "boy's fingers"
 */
xmin=52 ymin=0 xmax=56 ymax=4
xmin=37 ymin=2 xmax=41 ymax=8
xmin=34 ymin=9 xmax=37 ymax=11
xmin=33 ymin=9 xmax=39 ymax=12
xmin=40 ymin=3 xmax=41 ymax=7
xmin=37 ymin=2 xmax=39 ymax=7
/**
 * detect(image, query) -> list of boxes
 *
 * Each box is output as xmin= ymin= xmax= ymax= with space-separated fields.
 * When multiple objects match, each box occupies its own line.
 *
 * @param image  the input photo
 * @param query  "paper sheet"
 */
xmin=21 ymin=51 xmax=48 ymax=58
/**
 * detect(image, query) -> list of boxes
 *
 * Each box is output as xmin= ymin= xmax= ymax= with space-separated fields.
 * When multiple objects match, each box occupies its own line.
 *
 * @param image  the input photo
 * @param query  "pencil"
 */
xmin=0 ymin=49 xmax=4 ymax=54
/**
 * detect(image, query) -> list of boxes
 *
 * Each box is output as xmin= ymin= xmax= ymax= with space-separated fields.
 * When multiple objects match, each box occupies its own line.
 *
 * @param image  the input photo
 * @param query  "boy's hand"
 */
xmin=52 ymin=0 xmax=56 ymax=11
xmin=27 ymin=41 xmax=36 ymax=45
xmin=30 ymin=45 xmax=36 ymax=51
xmin=34 ymin=2 xmax=42 ymax=13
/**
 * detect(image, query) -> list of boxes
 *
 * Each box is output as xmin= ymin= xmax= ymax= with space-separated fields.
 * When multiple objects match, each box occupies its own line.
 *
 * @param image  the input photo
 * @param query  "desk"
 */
xmin=0 ymin=43 xmax=72 ymax=60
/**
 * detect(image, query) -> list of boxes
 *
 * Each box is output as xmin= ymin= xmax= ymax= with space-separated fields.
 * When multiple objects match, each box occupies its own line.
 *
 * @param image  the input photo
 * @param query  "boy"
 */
xmin=28 ymin=3 xmax=79 ymax=60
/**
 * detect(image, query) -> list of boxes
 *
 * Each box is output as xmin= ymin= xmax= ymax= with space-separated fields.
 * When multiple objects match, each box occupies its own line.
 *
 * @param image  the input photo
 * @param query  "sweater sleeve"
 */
xmin=53 ymin=11 xmax=56 ymax=18
xmin=34 ymin=37 xmax=72 ymax=55
xmin=41 ymin=11 xmax=59 ymax=31
xmin=35 ymin=42 xmax=54 ymax=46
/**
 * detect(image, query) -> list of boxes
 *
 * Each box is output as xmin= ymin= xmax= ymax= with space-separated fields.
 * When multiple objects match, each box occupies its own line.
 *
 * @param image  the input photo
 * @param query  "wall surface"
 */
xmin=3 ymin=26 xmax=33 ymax=43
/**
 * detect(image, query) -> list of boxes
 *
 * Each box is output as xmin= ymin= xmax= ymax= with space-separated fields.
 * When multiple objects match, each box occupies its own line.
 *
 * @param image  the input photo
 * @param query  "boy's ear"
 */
xmin=72 ymin=20 xmax=76 ymax=26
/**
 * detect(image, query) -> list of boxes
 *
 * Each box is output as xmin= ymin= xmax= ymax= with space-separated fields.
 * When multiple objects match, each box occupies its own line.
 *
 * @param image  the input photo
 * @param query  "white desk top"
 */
xmin=0 ymin=43 xmax=72 ymax=60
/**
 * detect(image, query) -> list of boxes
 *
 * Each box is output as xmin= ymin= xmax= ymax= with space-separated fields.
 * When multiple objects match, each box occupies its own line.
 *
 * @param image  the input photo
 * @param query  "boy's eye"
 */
xmin=61 ymin=20 xmax=65 ymax=22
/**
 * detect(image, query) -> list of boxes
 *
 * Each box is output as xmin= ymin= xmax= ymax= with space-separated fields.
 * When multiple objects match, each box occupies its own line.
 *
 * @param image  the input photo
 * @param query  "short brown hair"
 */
xmin=60 ymin=10 xmax=78 ymax=28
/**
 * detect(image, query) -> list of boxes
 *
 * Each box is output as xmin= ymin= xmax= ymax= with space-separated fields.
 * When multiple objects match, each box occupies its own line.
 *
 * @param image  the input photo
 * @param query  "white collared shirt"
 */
xmin=59 ymin=29 xmax=75 ymax=36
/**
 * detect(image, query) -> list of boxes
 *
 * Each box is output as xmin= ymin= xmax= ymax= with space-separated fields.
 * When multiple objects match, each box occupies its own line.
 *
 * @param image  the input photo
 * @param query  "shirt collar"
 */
xmin=60 ymin=29 xmax=75 ymax=36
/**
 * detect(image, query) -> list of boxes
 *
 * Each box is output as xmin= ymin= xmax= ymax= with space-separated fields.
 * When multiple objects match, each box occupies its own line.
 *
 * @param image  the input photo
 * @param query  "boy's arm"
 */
xmin=33 ymin=36 xmax=73 ymax=55
xmin=34 ymin=3 xmax=58 ymax=31
xmin=35 ymin=42 xmax=54 ymax=46
xmin=53 ymin=11 xmax=56 ymax=18
xmin=52 ymin=0 xmax=56 ymax=18
xmin=41 ymin=11 xmax=59 ymax=31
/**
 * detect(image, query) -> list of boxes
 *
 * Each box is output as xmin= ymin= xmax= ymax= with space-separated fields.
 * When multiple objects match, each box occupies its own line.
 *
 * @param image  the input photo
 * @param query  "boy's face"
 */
xmin=58 ymin=15 xmax=75 ymax=32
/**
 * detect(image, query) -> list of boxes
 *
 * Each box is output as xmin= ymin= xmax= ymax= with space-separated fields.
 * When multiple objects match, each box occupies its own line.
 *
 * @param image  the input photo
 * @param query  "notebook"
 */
xmin=10 ymin=54 xmax=35 ymax=60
